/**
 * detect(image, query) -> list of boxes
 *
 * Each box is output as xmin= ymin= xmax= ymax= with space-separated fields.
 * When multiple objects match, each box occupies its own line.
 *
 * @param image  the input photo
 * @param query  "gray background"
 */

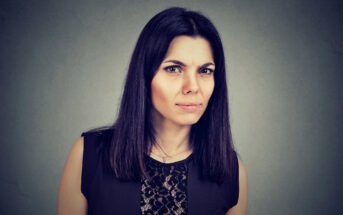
xmin=1 ymin=0 xmax=342 ymax=214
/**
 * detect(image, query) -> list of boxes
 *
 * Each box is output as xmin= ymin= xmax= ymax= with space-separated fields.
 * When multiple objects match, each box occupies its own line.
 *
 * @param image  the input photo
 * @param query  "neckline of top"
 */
xmin=145 ymin=153 xmax=194 ymax=166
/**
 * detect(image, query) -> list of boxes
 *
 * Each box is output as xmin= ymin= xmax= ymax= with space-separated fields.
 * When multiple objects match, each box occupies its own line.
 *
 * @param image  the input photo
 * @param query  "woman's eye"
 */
xmin=163 ymin=65 xmax=182 ymax=73
xmin=200 ymin=68 xmax=214 ymax=74
xmin=163 ymin=65 xmax=213 ymax=75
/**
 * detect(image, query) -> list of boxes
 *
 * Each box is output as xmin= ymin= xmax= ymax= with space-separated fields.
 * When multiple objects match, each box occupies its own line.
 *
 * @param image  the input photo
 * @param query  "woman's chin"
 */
xmin=175 ymin=117 xmax=201 ymax=126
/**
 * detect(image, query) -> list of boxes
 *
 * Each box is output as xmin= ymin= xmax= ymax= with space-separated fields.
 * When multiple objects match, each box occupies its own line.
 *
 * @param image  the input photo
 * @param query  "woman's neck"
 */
xmin=154 ymin=122 xmax=191 ymax=154
xmin=150 ymin=110 xmax=192 ymax=159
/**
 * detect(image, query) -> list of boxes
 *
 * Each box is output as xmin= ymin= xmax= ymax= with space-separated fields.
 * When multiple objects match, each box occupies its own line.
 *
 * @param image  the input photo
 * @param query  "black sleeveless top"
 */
xmin=81 ymin=129 xmax=239 ymax=215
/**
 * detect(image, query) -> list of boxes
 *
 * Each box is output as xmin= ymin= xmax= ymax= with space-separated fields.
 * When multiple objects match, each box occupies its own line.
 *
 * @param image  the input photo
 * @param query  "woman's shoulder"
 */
xmin=58 ymin=136 xmax=87 ymax=214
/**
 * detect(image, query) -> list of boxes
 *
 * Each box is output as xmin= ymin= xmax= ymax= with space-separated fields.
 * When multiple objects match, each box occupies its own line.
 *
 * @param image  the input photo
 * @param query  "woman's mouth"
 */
xmin=176 ymin=103 xmax=202 ymax=111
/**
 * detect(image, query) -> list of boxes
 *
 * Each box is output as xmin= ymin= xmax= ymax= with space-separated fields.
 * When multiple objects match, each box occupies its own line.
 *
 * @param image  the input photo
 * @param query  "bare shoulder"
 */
xmin=61 ymin=137 xmax=85 ymax=172
xmin=57 ymin=136 xmax=87 ymax=215
xmin=70 ymin=136 xmax=85 ymax=157
xmin=60 ymin=136 xmax=85 ymax=179
xmin=237 ymin=159 xmax=247 ymax=180
xmin=226 ymin=158 xmax=248 ymax=215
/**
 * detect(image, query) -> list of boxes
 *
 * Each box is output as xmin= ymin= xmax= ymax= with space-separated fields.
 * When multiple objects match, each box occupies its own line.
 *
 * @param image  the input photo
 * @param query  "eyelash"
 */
xmin=163 ymin=65 xmax=214 ymax=74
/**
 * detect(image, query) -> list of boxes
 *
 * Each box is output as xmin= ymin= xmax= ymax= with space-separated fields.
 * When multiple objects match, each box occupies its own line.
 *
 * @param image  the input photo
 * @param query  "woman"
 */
xmin=58 ymin=7 xmax=248 ymax=215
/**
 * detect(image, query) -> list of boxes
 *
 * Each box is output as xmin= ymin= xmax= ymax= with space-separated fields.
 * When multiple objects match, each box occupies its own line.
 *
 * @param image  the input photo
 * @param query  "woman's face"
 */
xmin=151 ymin=35 xmax=215 ymax=126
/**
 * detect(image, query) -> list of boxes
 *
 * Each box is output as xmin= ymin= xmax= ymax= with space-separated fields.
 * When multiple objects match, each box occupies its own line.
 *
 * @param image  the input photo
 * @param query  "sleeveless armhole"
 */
xmin=222 ymin=151 xmax=239 ymax=210
xmin=80 ymin=132 xmax=99 ymax=200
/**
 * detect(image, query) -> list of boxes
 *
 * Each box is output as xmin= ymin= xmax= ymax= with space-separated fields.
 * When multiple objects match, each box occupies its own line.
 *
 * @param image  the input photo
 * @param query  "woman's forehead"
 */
xmin=163 ymin=36 xmax=214 ymax=65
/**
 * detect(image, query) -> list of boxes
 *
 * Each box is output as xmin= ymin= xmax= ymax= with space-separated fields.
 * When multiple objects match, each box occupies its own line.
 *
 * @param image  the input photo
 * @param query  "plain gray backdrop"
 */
xmin=0 ymin=0 xmax=342 ymax=214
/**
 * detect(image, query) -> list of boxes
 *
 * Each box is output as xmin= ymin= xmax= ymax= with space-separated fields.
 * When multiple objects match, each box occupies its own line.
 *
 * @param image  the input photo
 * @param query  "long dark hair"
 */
xmin=86 ymin=7 xmax=237 ymax=184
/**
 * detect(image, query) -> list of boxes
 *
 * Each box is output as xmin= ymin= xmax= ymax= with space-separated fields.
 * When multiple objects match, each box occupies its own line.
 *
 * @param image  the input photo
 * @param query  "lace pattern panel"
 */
xmin=140 ymin=156 xmax=189 ymax=215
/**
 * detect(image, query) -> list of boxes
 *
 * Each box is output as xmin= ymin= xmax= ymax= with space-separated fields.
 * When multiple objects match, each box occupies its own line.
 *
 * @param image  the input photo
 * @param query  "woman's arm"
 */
xmin=226 ymin=159 xmax=248 ymax=215
xmin=57 ymin=137 xmax=87 ymax=215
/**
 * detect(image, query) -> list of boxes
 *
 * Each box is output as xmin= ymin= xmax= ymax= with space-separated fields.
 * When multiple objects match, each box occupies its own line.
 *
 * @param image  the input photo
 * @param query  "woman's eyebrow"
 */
xmin=163 ymin=59 xmax=215 ymax=68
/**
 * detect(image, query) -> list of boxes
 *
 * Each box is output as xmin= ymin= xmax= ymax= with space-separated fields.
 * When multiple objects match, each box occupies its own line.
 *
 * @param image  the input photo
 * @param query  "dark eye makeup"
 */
xmin=163 ymin=65 xmax=214 ymax=74
xmin=164 ymin=65 xmax=182 ymax=73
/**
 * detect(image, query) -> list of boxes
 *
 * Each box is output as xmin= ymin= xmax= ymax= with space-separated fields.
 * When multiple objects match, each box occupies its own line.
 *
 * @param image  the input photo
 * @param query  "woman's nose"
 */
xmin=182 ymin=73 xmax=199 ymax=95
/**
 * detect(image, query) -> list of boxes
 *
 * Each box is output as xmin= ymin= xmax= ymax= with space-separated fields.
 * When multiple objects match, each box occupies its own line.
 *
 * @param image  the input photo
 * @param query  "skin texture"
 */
xmin=151 ymin=35 xmax=215 ymax=127
xmin=57 ymin=137 xmax=87 ymax=215
xmin=57 ymin=35 xmax=248 ymax=215
xmin=149 ymin=35 xmax=215 ymax=162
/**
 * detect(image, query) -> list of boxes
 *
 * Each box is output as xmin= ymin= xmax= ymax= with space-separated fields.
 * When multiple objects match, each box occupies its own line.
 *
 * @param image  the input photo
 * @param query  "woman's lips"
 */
xmin=176 ymin=103 xmax=202 ymax=111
